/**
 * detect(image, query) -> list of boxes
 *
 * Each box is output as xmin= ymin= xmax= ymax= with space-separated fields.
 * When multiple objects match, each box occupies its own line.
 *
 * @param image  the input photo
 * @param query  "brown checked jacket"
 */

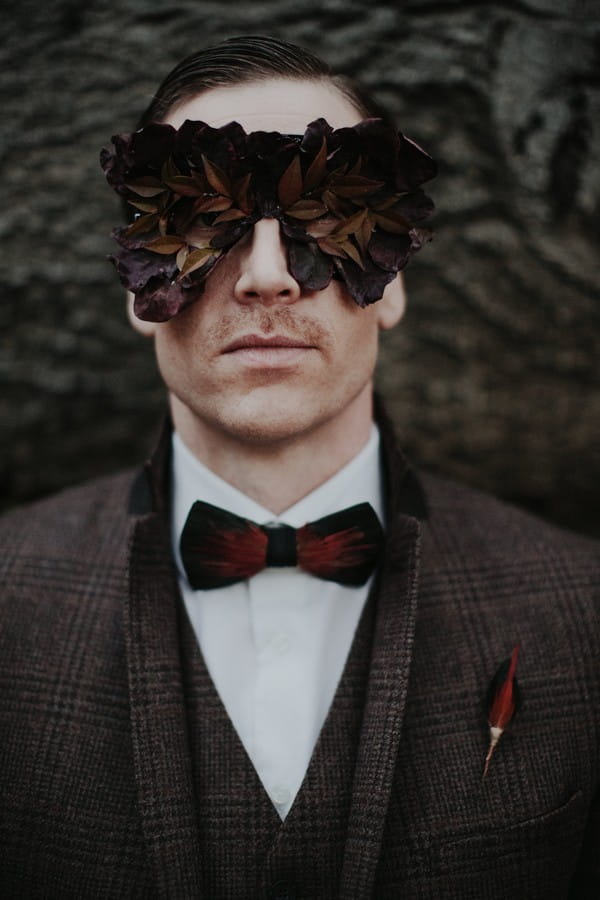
xmin=0 ymin=405 xmax=598 ymax=899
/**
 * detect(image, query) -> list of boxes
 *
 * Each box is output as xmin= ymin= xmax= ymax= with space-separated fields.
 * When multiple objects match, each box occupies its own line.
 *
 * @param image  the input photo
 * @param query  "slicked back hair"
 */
xmin=136 ymin=34 xmax=393 ymax=129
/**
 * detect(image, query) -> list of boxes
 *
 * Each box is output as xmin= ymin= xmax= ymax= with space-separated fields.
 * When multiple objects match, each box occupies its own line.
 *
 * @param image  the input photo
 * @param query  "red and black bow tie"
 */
xmin=180 ymin=500 xmax=384 ymax=590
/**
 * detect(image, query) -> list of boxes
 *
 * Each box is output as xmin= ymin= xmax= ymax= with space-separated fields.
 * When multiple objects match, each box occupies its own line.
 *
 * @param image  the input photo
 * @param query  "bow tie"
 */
xmin=180 ymin=500 xmax=384 ymax=590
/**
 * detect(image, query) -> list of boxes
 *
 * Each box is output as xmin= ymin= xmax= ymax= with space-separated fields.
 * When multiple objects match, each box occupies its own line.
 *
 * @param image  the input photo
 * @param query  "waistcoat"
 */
xmin=179 ymin=586 xmax=377 ymax=900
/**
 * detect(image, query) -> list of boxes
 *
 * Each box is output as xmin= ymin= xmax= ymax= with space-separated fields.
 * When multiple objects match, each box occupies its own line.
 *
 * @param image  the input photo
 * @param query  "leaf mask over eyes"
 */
xmin=100 ymin=117 xmax=437 ymax=322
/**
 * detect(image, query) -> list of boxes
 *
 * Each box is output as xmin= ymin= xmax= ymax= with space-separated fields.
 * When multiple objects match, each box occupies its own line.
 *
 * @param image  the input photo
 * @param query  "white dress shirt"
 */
xmin=171 ymin=426 xmax=383 ymax=819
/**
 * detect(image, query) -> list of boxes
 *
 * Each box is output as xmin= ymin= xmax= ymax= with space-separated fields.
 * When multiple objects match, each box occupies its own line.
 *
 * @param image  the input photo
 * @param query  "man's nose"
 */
xmin=234 ymin=218 xmax=301 ymax=305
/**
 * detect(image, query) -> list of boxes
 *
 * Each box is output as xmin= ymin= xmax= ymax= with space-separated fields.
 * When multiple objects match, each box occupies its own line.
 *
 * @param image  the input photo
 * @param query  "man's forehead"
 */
xmin=164 ymin=78 xmax=364 ymax=131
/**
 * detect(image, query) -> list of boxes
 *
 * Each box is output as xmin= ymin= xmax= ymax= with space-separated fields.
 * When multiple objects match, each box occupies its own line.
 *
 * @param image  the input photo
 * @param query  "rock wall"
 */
xmin=1 ymin=0 xmax=598 ymax=536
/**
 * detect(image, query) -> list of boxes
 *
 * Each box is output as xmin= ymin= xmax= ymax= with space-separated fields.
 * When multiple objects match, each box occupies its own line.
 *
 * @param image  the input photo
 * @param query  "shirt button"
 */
xmin=272 ymin=785 xmax=291 ymax=806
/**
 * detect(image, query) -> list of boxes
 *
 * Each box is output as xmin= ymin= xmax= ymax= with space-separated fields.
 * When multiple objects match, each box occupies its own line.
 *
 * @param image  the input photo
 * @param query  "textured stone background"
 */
xmin=1 ymin=0 xmax=599 ymax=536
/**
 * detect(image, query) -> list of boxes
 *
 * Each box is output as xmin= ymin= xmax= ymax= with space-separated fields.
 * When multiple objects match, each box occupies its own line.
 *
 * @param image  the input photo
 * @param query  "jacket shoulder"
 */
xmin=420 ymin=469 xmax=599 ymax=558
xmin=0 ymin=469 xmax=141 ymax=585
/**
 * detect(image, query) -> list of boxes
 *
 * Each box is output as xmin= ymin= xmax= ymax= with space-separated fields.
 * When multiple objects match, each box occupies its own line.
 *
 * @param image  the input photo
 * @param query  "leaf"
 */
xmin=322 ymin=190 xmax=347 ymax=218
xmin=176 ymin=246 xmax=188 ymax=271
xmin=331 ymin=208 xmax=368 ymax=237
xmin=194 ymin=195 xmax=233 ymax=213
xmin=233 ymin=173 xmax=253 ymax=214
xmin=128 ymin=200 xmax=160 ymax=214
xmin=278 ymin=154 xmax=303 ymax=208
xmin=178 ymin=247 xmax=220 ymax=278
xmin=372 ymin=210 xmax=411 ymax=234
xmin=328 ymin=175 xmax=384 ymax=199
xmin=316 ymin=237 xmax=347 ymax=259
xmin=305 ymin=216 xmax=338 ymax=239
xmin=124 ymin=212 xmax=160 ymax=237
xmin=163 ymin=175 xmax=205 ymax=197
xmin=337 ymin=238 xmax=365 ymax=269
xmin=202 ymin=156 xmax=231 ymax=197
xmin=125 ymin=179 xmax=165 ymax=198
xmin=161 ymin=157 xmax=181 ymax=182
xmin=213 ymin=208 xmax=247 ymax=224
xmin=186 ymin=225 xmax=219 ymax=249
xmin=145 ymin=235 xmax=186 ymax=255
xmin=303 ymin=137 xmax=328 ymax=192
xmin=285 ymin=199 xmax=328 ymax=220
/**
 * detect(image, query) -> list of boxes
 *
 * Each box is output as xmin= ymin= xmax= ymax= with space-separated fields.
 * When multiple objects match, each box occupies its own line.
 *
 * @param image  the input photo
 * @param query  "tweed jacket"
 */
xmin=0 ymin=407 xmax=598 ymax=899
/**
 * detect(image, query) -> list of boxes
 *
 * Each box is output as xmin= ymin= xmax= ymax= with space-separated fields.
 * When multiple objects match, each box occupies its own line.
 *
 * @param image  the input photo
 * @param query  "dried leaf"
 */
xmin=124 ymin=213 xmax=160 ymax=237
xmin=322 ymin=190 xmax=346 ymax=218
xmin=213 ymin=208 xmax=247 ymax=223
xmin=317 ymin=237 xmax=347 ymax=259
xmin=305 ymin=217 xmax=338 ymax=239
xmin=331 ymin=208 xmax=368 ymax=237
xmin=186 ymin=225 xmax=218 ymax=248
xmin=193 ymin=195 xmax=232 ymax=213
xmin=372 ymin=210 xmax=410 ymax=234
xmin=337 ymin=238 xmax=365 ymax=269
xmin=176 ymin=246 xmax=188 ymax=271
xmin=163 ymin=175 xmax=205 ymax=197
xmin=233 ymin=173 xmax=253 ymax=214
xmin=303 ymin=137 xmax=328 ymax=192
xmin=202 ymin=156 xmax=231 ymax=197
xmin=125 ymin=179 xmax=165 ymax=198
xmin=328 ymin=175 xmax=384 ymax=199
xmin=278 ymin=154 xmax=303 ymax=208
xmin=178 ymin=246 xmax=219 ymax=278
xmin=145 ymin=235 xmax=186 ymax=255
xmin=128 ymin=200 xmax=160 ymax=214
xmin=285 ymin=199 xmax=328 ymax=220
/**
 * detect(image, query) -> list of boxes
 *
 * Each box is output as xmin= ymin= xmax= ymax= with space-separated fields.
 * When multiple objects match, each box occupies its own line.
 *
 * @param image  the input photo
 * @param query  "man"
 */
xmin=0 ymin=35 xmax=598 ymax=900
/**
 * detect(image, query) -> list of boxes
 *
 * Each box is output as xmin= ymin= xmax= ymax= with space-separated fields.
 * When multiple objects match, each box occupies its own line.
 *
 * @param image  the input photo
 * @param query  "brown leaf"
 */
xmin=125 ymin=178 xmax=165 ymax=198
xmin=161 ymin=158 xmax=180 ymax=181
xmin=178 ymin=247 xmax=220 ymax=278
xmin=285 ymin=199 xmax=328 ymax=220
xmin=128 ymin=200 xmax=159 ymax=214
xmin=331 ymin=208 xmax=368 ymax=237
xmin=213 ymin=208 xmax=247 ymax=223
xmin=303 ymin=138 xmax=328 ymax=192
xmin=145 ymin=235 xmax=186 ymax=255
xmin=322 ymin=190 xmax=346 ymax=218
xmin=233 ymin=173 xmax=253 ymax=214
xmin=163 ymin=175 xmax=205 ymax=197
xmin=176 ymin=246 xmax=188 ymax=271
xmin=328 ymin=175 xmax=384 ymax=199
xmin=317 ymin=237 xmax=347 ymax=259
xmin=305 ymin=216 xmax=338 ymax=238
xmin=193 ymin=195 xmax=233 ymax=213
xmin=338 ymin=238 xmax=365 ymax=269
xmin=202 ymin=156 xmax=231 ymax=197
xmin=124 ymin=213 xmax=160 ymax=237
xmin=372 ymin=210 xmax=410 ymax=234
xmin=186 ymin=225 xmax=218 ymax=248
xmin=278 ymin=154 xmax=303 ymax=208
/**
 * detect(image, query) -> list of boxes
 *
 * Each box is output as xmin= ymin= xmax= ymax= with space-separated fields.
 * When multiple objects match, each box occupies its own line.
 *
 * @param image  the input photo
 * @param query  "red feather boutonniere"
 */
xmin=483 ymin=643 xmax=522 ymax=778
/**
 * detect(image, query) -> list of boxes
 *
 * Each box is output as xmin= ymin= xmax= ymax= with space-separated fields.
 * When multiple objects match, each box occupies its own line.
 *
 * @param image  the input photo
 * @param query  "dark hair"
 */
xmin=136 ymin=34 xmax=393 ymax=129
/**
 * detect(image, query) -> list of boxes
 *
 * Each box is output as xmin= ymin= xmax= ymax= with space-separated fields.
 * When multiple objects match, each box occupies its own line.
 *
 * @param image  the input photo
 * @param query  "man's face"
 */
xmin=132 ymin=79 xmax=405 ymax=452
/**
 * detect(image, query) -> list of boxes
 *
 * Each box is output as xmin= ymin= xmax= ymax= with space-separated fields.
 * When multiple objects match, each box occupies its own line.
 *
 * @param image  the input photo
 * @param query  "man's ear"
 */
xmin=376 ymin=272 xmax=406 ymax=331
xmin=126 ymin=291 xmax=157 ymax=337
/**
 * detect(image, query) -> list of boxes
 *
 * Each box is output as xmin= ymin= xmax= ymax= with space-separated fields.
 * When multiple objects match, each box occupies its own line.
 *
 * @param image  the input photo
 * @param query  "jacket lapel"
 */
xmin=339 ymin=401 xmax=423 ymax=898
xmin=124 ymin=427 xmax=203 ymax=898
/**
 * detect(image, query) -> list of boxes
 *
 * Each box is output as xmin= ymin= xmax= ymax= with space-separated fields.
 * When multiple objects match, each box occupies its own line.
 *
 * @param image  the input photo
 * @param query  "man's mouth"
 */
xmin=221 ymin=334 xmax=316 ymax=368
xmin=222 ymin=334 xmax=314 ymax=352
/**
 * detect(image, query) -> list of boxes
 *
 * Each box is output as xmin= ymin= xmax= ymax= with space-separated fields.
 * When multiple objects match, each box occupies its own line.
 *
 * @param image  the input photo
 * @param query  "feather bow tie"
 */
xmin=180 ymin=500 xmax=384 ymax=590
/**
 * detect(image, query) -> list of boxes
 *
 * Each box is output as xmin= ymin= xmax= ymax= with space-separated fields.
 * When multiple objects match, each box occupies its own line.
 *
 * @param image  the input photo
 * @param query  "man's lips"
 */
xmin=222 ymin=334 xmax=315 ymax=352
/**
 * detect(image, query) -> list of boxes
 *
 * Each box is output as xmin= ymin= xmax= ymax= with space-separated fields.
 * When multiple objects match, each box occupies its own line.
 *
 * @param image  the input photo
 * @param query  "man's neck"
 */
xmin=169 ymin=390 xmax=374 ymax=514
